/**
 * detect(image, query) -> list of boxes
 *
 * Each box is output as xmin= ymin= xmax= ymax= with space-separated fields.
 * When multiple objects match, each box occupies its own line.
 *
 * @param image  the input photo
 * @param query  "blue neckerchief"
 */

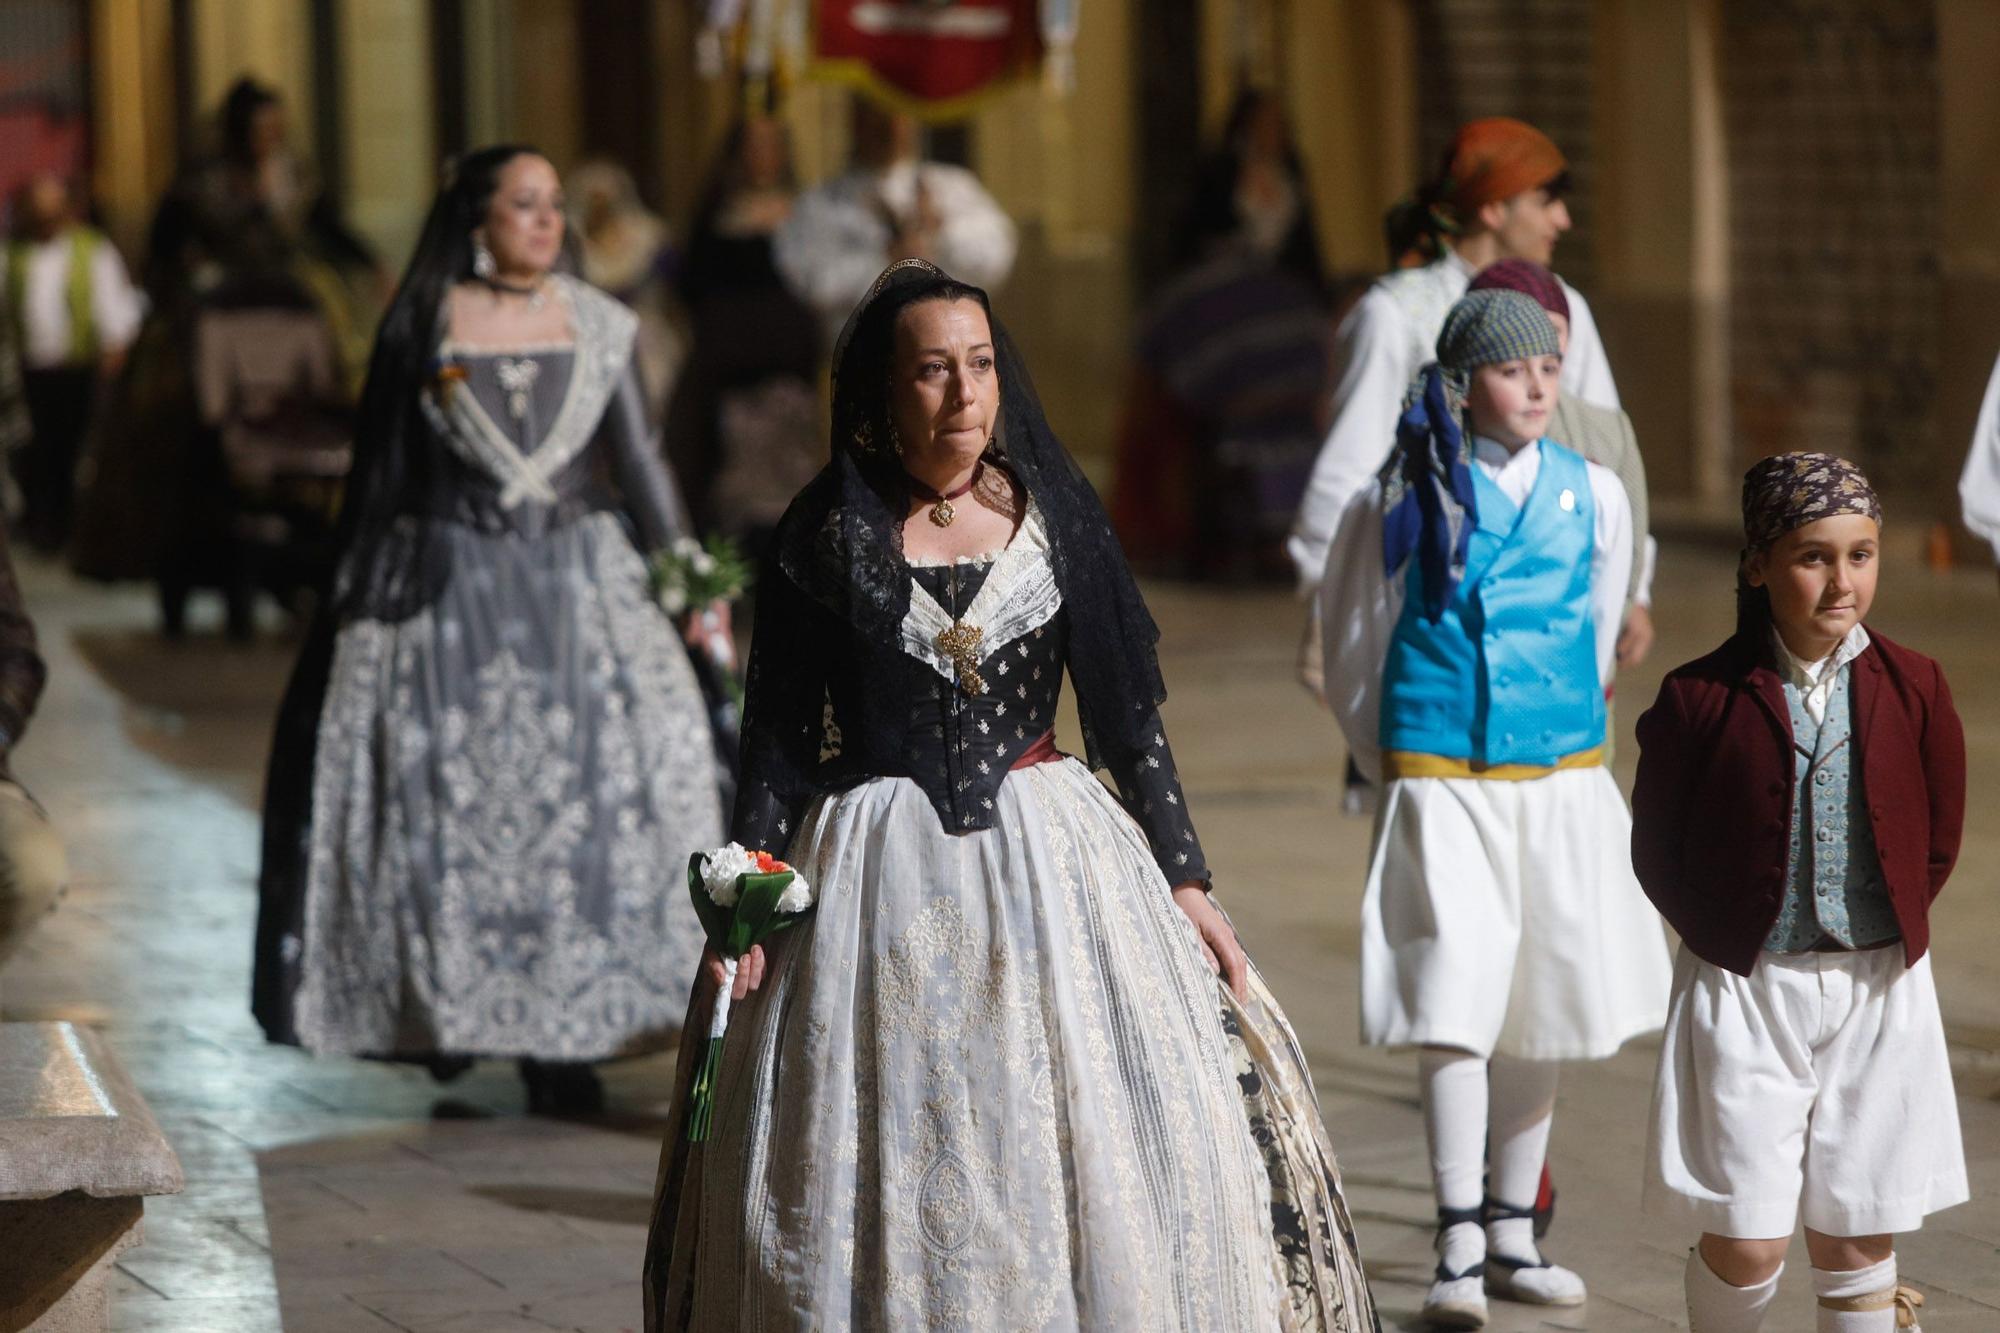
xmin=1380 ymin=363 xmax=1478 ymax=621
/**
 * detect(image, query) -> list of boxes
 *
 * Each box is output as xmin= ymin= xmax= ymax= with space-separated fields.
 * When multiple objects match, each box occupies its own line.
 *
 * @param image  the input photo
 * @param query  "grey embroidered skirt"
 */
xmin=292 ymin=513 xmax=723 ymax=1059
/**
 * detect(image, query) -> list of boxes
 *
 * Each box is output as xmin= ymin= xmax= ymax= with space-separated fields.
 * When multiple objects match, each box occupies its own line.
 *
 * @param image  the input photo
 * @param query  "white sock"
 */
xmin=1813 ymin=1255 xmax=1899 ymax=1332
xmin=1686 ymin=1249 xmax=1781 ymax=1333
xmin=1418 ymin=1048 xmax=1487 ymax=1277
xmin=1485 ymin=1056 xmax=1558 ymax=1262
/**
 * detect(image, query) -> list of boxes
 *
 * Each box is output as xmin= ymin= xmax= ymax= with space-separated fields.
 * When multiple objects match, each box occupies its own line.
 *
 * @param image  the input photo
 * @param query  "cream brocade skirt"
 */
xmin=645 ymin=758 xmax=1377 ymax=1332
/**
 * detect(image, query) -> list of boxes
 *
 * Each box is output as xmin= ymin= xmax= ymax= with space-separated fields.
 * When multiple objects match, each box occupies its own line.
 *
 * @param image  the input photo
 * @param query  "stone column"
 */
xmin=1588 ymin=0 xmax=1731 ymax=508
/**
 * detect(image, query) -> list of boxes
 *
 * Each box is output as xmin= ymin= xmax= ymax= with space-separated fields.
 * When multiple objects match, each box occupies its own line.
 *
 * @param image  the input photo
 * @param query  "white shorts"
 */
xmin=1358 ymin=766 xmax=1670 ymax=1060
xmin=1645 ymin=944 xmax=1968 ymax=1238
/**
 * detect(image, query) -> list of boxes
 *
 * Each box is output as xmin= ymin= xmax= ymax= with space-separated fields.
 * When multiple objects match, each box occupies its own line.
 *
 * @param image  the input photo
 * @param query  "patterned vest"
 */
xmin=1380 ymin=440 xmax=1604 ymax=770
xmin=1762 ymin=667 xmax=1903 ymax=952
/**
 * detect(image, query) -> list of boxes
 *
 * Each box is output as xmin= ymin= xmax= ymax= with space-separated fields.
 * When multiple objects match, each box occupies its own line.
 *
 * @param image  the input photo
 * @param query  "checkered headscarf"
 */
xmin=1741 ymin=452 xmax=1883 ymax=550
xmin=1435 ymin=289 xmax=1561 ymax=374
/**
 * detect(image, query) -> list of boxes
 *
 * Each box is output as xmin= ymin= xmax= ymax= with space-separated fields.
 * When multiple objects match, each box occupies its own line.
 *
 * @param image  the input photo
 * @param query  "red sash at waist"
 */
xmin=1010 ymin=731 xmax=1063 ymax=769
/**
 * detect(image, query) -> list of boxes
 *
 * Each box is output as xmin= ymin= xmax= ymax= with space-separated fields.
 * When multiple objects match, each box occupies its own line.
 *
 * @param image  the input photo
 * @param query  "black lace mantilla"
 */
xmin=729 ymin=260 xmax=1207 ymax=887
xmin=731 ymin=545 xmax=1208 ymax=887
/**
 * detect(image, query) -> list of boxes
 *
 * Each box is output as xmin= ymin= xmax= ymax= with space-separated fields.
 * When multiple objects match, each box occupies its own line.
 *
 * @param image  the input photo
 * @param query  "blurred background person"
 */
xmin=1111 ymin=89 xmax=1333 ymax=580
xmin=71 ymin=79 xmax=371 ymax=638
xmin=254 ymin=145 xmax=725 ymax=1117
xmin=774 ymin=96 xmax=1017 ymax=350
xmin=1172 ymin=88 xmax=1327 ymax=296
xmin=1962 ymin=347 xmax=2000 ymax=587
xmin=2 ymin=171 xmax=143 ymax=554
xmin=179 ymin=238 xmax=354 ymax=640
xmin=568 ymin=158 xmax=684 ymax=424
xmin=666 ymin=113 xmax=820 ymax=554
xmin=144 ymin=77 xmax=380 ymax=349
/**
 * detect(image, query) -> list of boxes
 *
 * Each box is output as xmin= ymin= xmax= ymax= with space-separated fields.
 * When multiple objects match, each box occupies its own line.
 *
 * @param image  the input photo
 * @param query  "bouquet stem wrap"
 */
xmin=685 ymin=955 xmax=737 ymax=1143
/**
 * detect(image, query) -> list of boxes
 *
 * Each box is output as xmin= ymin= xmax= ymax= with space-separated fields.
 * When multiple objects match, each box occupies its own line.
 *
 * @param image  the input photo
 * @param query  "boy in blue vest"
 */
xmin=1318 ymin=289 xmax=1670 ymax=1328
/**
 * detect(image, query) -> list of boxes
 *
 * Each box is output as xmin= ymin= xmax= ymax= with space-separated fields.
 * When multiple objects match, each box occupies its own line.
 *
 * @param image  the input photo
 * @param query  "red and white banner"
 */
xmin=814 ymin=0 xmax=1043 ymax=114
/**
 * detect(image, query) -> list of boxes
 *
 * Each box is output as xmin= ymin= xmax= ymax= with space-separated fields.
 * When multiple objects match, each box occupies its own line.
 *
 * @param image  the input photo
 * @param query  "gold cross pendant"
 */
xmin=934 ymin=620 xmax=986 ymax=695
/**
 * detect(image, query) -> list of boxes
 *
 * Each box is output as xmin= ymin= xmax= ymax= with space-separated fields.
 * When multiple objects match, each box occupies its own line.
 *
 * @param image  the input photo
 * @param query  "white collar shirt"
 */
xmin=1772 ymin=623 xmax=1872 ymax=726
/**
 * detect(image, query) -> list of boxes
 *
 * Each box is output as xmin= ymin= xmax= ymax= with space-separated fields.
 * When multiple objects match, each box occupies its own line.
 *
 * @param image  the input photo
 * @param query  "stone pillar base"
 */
xmin=0 ymin=1193 xmax=143 ymax=1331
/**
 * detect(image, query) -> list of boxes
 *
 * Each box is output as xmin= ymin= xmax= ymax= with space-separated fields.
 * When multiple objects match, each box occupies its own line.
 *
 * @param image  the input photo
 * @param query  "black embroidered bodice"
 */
xmin=732 ymin=509 xmax=1208 ymax=886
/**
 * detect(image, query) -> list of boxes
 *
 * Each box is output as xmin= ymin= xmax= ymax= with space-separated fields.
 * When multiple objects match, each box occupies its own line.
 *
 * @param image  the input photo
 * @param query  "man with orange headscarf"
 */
xmin=1288 ymin=119 xmax=1621 ymax=600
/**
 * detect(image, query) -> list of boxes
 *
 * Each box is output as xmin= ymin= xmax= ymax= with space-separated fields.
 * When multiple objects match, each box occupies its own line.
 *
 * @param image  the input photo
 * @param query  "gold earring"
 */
xmin=888 ymin=420 xmax=904 ymax=456
xmin=851 ymin=419 xmax=874 ymax=455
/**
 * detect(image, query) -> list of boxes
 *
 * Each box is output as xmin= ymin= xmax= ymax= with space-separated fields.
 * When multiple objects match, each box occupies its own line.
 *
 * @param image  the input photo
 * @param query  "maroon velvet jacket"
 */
xmin=1630 ymin=627 xmax=1965 ymax=977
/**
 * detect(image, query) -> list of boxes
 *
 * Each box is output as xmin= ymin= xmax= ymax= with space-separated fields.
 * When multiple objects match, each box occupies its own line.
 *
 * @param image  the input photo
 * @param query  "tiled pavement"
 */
xmin=1 ymin=543 xmax=1995 ymax=1331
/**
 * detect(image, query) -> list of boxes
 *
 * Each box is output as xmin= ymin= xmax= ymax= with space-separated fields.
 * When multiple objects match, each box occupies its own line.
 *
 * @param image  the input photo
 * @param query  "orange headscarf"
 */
xmin=1386 ymin=118 xmax=1568 ymax=268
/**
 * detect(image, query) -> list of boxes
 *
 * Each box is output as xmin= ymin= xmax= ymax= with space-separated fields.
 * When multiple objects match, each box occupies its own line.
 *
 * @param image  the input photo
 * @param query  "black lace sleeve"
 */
xmin=730 ymin=551 xmax=832 ymax=856
xmin=1095 ymin=711 xmax=1210 ymax=890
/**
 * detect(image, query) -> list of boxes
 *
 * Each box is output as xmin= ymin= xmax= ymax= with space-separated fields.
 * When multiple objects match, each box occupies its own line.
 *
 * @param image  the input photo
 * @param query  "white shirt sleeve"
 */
xmin=1316 ymin=484 xmax=1398 ymax=784
xmin=1960 ymin=352 xmax=2000 ymax=563
xmin=89 ymin=240 xmax=143 ymax=353
xmin=1558 ymin=281 xmax=1620 ymax=412
xmin=1288 ymin=284 xmax=1411 ymax=593
xmin=923 ymin=165 xmax=1017 ymax=292
xmin=771 ymin=179 xmax=892 ymax=325
xmin=1634 ymin=535 xmax=1658 ymax=609
xmin=1585 ymin=459 xmax=1634 ymax=687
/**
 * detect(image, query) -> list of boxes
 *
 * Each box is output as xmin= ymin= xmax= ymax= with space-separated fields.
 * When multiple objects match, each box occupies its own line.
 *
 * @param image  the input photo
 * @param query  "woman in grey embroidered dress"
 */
xmin=254 ymin=146 xmax=723 ymax=1114
xmin=642 ymin=262 xmax=1377 ymax=1330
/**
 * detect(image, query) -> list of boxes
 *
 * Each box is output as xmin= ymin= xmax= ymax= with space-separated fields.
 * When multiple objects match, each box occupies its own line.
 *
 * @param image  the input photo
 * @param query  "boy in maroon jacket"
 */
xmin=1631 ymin=453 xmax=1966 ymax=1332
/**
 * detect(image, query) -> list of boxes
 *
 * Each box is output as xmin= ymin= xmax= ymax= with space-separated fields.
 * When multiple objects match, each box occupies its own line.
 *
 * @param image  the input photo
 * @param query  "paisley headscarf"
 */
xmin=1741 ymin=451 xmax=1883 ymax=550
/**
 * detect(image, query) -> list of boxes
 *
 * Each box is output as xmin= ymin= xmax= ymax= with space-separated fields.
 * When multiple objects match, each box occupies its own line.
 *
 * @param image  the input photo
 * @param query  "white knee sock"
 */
xmin=1813 ymin=1255 xmax=1899 ymax=1332
xmin=1485 ymin=1055 xmax=1558 ymax=1262
xmin=1686 ymin=1249 xmax=1781 ymax=1333
xmin=1418 ymin=1048 xmax=1487 ymax=1276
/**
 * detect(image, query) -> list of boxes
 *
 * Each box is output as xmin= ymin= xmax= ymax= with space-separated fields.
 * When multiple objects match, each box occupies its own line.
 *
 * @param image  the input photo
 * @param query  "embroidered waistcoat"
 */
xmin=1380 ymin=439 xmax=1604 ymax=769
xmin=1763 ymin=668 xmax=1903 ymax=952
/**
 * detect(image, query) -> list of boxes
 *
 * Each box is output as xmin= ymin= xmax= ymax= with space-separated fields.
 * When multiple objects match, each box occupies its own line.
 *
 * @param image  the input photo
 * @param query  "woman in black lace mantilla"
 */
xmin=643 ymin=261 xmax=1377 ymax=1331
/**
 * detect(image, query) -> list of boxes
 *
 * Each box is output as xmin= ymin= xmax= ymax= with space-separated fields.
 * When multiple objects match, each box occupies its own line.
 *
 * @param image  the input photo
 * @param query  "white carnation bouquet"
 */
xmin=683 ymin=843 xmax=816 ymax=1141
xmin=651 ymin=535 xmax=750 ymax=708
xmin=649 ymin=535 xmax=750 ymax=619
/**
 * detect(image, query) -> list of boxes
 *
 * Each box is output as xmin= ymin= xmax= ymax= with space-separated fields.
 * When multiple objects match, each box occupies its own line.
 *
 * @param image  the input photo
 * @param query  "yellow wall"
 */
xmin=509 ymin=0 xmax=583 ymax=172
xmin=971 ymin=0 xmax=1133 ymax=252
xmin=89 ymin=0 xmax=181 ymax=255
xmin=338 ymin=0 xmax=435 ymax=265
xmin=1588 ymin=0 xmax=1730 ymax=505
xmin=1284 ymin=0 xmax=1415 ymax=274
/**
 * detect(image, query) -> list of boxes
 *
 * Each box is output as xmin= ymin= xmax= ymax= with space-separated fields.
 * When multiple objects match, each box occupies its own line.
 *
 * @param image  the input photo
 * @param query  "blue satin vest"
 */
xmin=1379 ymin=440 xmax=1604 ymax=769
